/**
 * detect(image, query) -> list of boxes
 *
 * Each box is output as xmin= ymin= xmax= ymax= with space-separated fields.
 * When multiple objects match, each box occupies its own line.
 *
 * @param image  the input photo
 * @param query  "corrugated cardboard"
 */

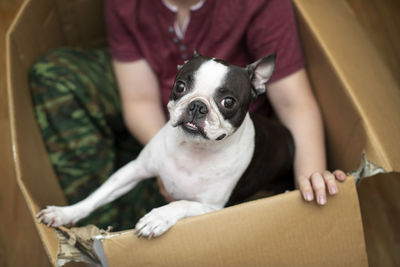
xmin=95 ymin=178 xmax=366 ymax=267
xmin=0 ymin=1 xmax=53 ymax=266
xmin=5 ymin=0 xmax=399 ymax=266
xmin=294 ymin=1 xmax=400 ymax=265
xmin=357 ymin=172 xmax=400 ymax=267
xmin=295 ymin=0 xmax=400 ymax=172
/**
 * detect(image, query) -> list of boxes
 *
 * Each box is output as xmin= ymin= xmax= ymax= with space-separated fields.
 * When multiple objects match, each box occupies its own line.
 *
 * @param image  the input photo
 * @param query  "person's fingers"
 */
xmin=311 ymin=172 xmax=327 ymax=205
xmin=322 ymin=171 xmax=338 ymax=196
xmin=298 ymin=175 xmax=314 ymax=202
xmin=333 ymin=169 xmax=347 ymax=182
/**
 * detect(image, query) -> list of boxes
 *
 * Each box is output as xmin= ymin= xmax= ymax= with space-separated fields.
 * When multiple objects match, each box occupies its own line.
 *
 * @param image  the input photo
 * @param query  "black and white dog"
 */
xmin=37 ymin=52 xmax=294 ymax=238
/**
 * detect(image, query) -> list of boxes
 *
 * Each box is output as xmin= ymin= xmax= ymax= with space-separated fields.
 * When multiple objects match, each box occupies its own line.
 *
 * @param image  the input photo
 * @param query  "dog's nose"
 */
xmin=189 ymin=100 xmax=208 ymax=116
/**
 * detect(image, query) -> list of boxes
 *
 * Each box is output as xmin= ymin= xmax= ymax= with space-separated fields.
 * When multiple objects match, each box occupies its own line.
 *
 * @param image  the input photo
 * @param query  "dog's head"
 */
xmin=167 ymin=52 xmax=275 ymax=141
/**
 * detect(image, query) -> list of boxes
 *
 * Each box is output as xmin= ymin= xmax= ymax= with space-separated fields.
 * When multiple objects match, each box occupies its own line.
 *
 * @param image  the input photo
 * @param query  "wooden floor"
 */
xmin=346 ymin=0 xmax=400 ymax=87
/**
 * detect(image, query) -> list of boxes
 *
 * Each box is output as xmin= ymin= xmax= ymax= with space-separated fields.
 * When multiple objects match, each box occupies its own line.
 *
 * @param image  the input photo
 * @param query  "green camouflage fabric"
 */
xmin=29 ymin=47 xmax=166 ymax=231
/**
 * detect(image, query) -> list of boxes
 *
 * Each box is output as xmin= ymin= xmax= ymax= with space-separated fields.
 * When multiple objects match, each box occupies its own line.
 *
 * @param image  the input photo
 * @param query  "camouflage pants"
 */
xmin=29 ymin=47 xmax=166 ymax=231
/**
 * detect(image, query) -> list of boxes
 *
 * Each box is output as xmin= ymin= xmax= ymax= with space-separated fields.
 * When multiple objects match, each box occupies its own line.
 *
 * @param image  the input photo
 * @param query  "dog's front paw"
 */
xmin=36 ymin=206 xmax=84 ymax=227
xmin=134 ymin=207 xmax=179 ymax=238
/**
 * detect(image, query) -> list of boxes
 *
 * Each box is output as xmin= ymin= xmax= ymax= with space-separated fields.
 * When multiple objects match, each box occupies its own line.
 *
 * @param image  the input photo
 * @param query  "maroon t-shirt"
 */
xmin=105 ymin=0 xmax=305 ymax=114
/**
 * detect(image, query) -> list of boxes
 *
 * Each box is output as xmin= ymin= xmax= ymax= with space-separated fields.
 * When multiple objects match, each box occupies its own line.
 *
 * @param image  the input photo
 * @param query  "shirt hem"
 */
xmin=269 ymin=59 xmax=305 ymax=83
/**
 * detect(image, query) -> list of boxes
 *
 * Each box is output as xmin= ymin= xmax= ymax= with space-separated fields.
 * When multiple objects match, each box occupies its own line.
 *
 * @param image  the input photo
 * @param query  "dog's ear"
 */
xmin=246 ymin=54 xmax=276 ymax=98
xmin=193 ymin=49 xmax=199 ymax=57
xmin=177 ymin=57 xmax=191 ymax=71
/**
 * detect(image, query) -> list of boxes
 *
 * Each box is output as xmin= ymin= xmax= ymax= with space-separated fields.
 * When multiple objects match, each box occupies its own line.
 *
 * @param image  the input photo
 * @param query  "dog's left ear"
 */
xmin=246 ymin=54 xmax=276 ymax=98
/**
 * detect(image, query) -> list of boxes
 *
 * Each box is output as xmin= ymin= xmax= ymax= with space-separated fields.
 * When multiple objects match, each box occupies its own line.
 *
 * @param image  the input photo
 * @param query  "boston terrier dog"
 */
xmin=37 ymin=52 xmax=294 ymax=238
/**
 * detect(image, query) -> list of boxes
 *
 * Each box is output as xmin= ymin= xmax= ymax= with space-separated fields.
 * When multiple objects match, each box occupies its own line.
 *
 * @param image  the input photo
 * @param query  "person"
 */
xmin=30 ymin=0 xmax=346 ymax=230
xmin=107 ymin=0 xmax=347 ymax=202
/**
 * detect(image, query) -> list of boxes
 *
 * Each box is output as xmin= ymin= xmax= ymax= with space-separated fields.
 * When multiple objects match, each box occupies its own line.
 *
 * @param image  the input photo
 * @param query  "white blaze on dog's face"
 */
xmin=167 ymin=52 xmax=275 ymax=141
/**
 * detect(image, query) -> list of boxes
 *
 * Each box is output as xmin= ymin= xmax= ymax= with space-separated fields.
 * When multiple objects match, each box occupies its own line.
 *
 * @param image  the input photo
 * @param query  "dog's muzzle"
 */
xmin=188 ymin=100 xmax=208 ymax=119
xmin=177 ymin=100 xmax=209 ymax=138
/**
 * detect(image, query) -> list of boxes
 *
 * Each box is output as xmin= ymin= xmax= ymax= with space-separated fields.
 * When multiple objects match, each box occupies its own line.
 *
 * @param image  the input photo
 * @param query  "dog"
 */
xmin=37 ymin=52 xmax=294 ymax=238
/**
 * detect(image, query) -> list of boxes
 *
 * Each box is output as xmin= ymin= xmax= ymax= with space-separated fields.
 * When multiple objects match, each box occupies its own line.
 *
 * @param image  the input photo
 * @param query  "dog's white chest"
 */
xmin=152 ymin=119 xmax=255 ymax=207
xmin=158 ymin=148 xmax=227 ymax=203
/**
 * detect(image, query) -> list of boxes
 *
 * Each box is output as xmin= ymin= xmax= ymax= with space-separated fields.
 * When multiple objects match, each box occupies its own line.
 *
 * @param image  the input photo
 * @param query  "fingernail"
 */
xmin=318 ymin=195 xmax=326 ymax=205
xmin=304 ymin=192 xmax=313 ymax=201
xmin=330 ymin=186 xmax=338 ymax=195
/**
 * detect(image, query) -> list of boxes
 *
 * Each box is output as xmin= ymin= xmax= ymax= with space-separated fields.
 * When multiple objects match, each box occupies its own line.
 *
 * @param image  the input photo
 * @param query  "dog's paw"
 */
xmin=36 ymin=206 xmax=83 ymax=227
xmin=134 ymin=207 xmax=179 ymax=238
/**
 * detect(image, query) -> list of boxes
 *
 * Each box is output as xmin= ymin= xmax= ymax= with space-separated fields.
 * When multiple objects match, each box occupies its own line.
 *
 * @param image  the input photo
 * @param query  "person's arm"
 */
xmin=113 ymin=59 xmax=175 ymax=202
xmin=112 ymin=59 xmax=166 ymax=144
xmin=267 ymin=68 xmax=346 ymax=205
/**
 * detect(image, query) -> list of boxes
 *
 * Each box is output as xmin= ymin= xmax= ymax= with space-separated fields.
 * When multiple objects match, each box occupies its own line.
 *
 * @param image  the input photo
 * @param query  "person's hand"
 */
xmin=297 ymin=170 xmax=347 ymax=205
xmin=157 ymin=177 xmax=175 ymax=203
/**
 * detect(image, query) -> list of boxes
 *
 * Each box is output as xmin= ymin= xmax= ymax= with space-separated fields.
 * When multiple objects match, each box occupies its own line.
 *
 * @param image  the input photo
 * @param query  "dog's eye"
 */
xmin=175 ymin=81 xmax=186 ymax=93
xmin=221 ymin=97 xmax=236 ymax=109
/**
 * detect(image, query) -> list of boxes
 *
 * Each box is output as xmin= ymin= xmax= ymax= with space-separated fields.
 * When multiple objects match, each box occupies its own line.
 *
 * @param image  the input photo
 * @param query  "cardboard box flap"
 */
xmin=358 ymin=172 xmax=400 ymax=266
xmin=294 ymin=0 xmax=400 ymax=172
xmin=92 ymin=178 xmax=367 ymax=267
xmin=6 ymin=0 xmax=68 ymax=264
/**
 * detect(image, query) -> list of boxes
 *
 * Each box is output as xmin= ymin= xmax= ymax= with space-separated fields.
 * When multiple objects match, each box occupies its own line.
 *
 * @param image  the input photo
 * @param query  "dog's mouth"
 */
xmin=177 ymin=120 xmax=208 ymax=139
xmin=183 ymin=122 xmax=198 ymax=131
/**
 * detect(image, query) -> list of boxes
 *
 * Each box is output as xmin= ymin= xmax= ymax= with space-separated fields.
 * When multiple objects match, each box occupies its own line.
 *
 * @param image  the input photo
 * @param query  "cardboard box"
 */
xmin=5 ymin=0 xmax=399 ymax=266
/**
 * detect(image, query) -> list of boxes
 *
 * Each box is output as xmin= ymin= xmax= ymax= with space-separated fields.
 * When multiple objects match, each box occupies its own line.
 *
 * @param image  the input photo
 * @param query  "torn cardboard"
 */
xmin=350 ymin=153 xmax=386 ymax=185
xmin=5 ymin=0 xmax=399 ymax=266
xmin=54 ymin=226 xmax=99 ymax=267
xmin=54 ymin=225 xmax=113 ymax=267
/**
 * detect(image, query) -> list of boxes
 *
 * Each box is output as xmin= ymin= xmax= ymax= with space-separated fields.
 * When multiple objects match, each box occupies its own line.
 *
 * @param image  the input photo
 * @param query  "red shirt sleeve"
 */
xmin=105 ymin=0 xmax=143 ymax=61
xmin=246 ymin=0 xmax=305 ymax=83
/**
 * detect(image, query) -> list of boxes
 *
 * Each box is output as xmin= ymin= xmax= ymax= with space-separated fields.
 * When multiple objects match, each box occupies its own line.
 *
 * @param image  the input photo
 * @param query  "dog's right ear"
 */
xmin=246 ymin=54 xmax=276 ymax=98
xmin=178 ymin=57 xmax=193 ymax=71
